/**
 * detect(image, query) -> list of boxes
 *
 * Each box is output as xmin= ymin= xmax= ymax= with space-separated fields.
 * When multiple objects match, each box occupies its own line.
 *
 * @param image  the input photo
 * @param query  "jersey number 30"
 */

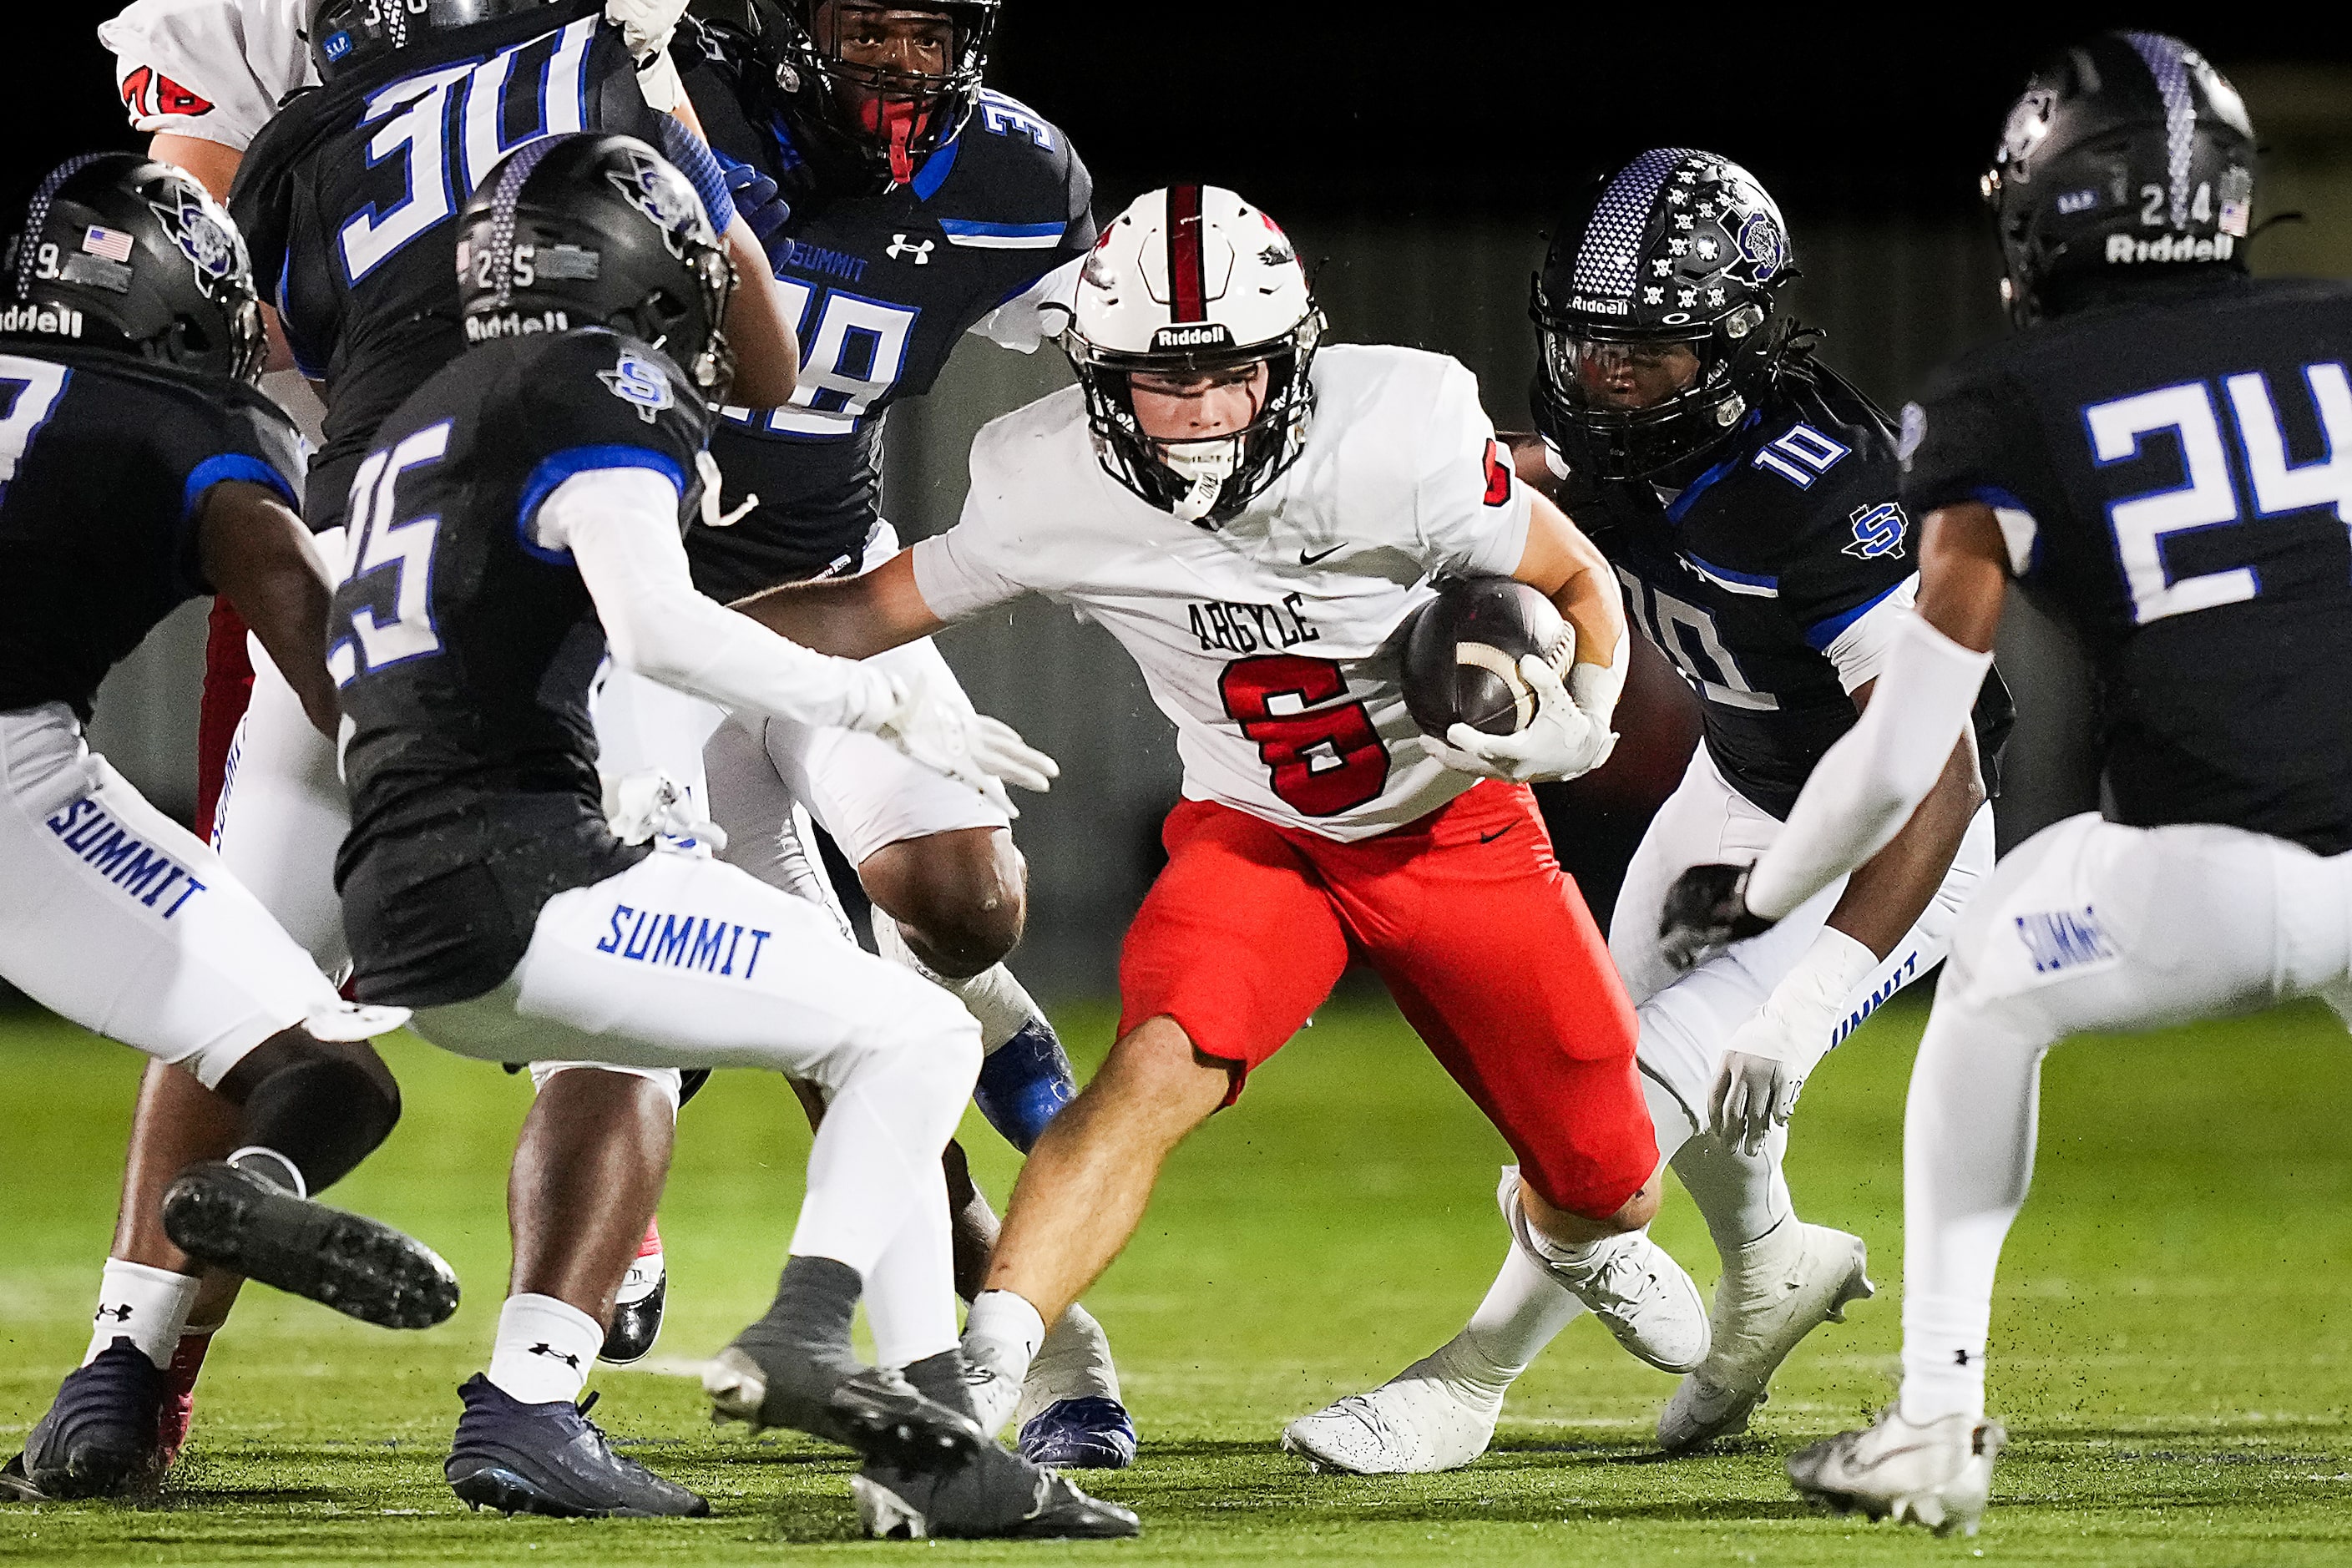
xmin=329 ymin=422 xmax=450 ymax=685
xmin=1220 ymin=655 xmax=1389 ymax=816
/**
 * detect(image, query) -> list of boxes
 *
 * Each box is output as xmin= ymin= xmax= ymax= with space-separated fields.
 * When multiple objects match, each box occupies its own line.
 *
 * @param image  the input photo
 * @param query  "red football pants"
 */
xmin=195 ymin=599 xmax=255 ymax=842
xmin=1118 ymin=781 xmax=1656 ymax=1220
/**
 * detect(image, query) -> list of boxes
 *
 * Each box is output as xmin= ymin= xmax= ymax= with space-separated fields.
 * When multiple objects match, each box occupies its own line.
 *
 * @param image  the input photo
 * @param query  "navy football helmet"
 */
xmin=752 ymin=0 xmax=999 ymax=191
xmin=456 ymin=133 xmax=738 ymax=395
xmin=1 ymin=152 xmax=266 ymax=382
xmin=1532 ymin=149 xmax=1798 ymax=483
xmin=1984 ymin=31 xmax=2255 ymax=326
xmin=307 ymin=0 xmax=555 ymax=81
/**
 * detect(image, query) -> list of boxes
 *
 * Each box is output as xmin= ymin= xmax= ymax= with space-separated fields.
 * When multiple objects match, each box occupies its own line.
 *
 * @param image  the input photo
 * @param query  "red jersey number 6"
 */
xmin=1218 ymin=654 xmax=1390 ymax=817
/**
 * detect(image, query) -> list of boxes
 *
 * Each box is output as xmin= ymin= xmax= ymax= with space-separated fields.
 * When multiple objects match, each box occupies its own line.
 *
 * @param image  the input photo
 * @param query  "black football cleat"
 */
xmin=445 ymin=1375 xmax=708 ymax=1518
xmin=14 ymin=1339 xmax=169 ymax=1500
xmin=705 ymin=1346 xmax=984 ymax=1470
xmin=599 ymin=1222 xmax=665 ymax=1365
xmin=160 ymin=1161 xmax=459 ymax=1330
xmin=853 ymin=1442 xmax=1141 ymax=1540
xmin=1019 ymin=1396 xmax=1139 ymax=1469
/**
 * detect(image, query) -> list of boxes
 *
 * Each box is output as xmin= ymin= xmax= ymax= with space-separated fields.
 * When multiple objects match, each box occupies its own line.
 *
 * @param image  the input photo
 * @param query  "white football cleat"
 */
xmin=1657 ymin=1221 xmax=1874 ymax=1452
xmin=1280 ymin=1341 xmax=1505 ymax=1475
xmin=1499 ymin=1167 xmax=1709 ymax=1375
xmin=1787 ymin=1406 xmax=2006 ymax=1536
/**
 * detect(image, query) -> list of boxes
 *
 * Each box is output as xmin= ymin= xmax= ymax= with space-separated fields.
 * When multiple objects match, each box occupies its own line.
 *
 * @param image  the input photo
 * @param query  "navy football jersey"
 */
xmin=680 ymin=28 xmax=1095 ymax=597
xmin=1902 ymin=273 xmax=2352 ymax=856
xmin=231 ymin=0 xmax=669 ymax=534
xmin=0 ymin=345 xmax=301 ymax=718
xmin=1562 ymin=360 xmax=1974 ymax=817
xmin=331 ymin=327 xmax=708 ymax=1005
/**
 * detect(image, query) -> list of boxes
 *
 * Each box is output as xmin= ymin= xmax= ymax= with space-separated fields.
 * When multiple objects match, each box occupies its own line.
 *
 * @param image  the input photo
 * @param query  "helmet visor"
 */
xmin=1542 ymin=329 xmax=1707 ymax=414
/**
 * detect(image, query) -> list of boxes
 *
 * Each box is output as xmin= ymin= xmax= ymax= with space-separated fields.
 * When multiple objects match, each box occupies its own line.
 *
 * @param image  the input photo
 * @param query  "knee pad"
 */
xmin=972 ymin=1017 xmax=1078 ymax=1153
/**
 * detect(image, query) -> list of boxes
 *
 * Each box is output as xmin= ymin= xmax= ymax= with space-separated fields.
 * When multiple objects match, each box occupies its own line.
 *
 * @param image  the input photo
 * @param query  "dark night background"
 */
xmin=9 ymin=3 xmax=2352 ymax=987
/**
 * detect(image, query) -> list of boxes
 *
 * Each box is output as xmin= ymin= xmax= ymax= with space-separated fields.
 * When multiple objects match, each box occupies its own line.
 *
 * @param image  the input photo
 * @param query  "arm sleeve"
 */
xmin=1409 ymin=357 xmax=1532 ymax=579
xmin=1743 ymin=613 xmax=1994 ymax=921
xmin=655 ymin=114 xmax=736 ymax=235
xmin=539 ymin=467 xmax=893 ymax=731
xmin=99 ymin=0 xmax=311 ymax=152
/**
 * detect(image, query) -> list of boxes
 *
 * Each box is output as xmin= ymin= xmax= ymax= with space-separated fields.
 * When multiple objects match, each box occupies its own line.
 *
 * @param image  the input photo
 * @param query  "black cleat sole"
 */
xmin=599 ymin=1275 xmax=665 ymax=1365
xmin=827 ymin=1370 xmax=985 ymax=1470
xmin=447 ymin=1461 xmax=709 ymax=1520
xmin=161 ymin=1164 xmax=459 ymax=1330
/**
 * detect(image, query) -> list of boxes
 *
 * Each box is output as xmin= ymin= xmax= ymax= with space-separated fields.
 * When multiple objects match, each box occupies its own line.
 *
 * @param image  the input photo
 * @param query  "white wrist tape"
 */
xmin=1757 ymin=927 xmax=1879 ymax=1078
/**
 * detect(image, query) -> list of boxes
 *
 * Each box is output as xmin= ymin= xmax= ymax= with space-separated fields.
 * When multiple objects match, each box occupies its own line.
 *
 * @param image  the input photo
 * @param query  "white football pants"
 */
xmin=0 ymin=702 xmax=353 ymax=1086
xmin=1899 ymin=812 xmax=2352 ymax=1422
xmin=410 ymin=842 xmax=981 ymax=1363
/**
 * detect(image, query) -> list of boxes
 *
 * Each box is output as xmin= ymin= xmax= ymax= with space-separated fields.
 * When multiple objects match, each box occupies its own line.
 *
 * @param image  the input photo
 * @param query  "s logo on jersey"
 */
xmin=1844 ymin=501 xmax=1908 ymax=561
xmin=599 ymin=352 xmax=674 ymax=422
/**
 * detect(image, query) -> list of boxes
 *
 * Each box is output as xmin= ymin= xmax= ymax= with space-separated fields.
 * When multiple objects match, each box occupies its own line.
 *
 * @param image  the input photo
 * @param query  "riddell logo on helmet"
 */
xmin=1568 ymin=295 xmax=1628 ymax=316
xmin=0 ymin=303 xmax=82 ymax=337
xmin=2107 ymin=233 xmax=2235 ymax=265
xmin=1152 ymin=323 xmax=1234 ymax=350
xmin=464 ymin=308 xmax=570 ymax=341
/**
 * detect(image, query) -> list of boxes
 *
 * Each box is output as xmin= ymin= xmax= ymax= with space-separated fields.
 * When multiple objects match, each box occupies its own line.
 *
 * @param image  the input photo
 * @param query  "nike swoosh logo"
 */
xmin=1479 ymin=825 xmax=1514 ymax=844
xmin=1298 ymin=544 xmax=1344 ymax=565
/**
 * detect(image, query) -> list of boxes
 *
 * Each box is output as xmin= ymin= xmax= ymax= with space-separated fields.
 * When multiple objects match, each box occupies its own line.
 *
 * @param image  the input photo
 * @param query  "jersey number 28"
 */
xmin=1219 ymin=655 xmax=1389 ymax=817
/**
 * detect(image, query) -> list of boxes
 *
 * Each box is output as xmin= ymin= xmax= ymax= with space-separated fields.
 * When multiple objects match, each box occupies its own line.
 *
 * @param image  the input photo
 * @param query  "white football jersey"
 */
xmin=100 ymin=0 xmax=314 ymax=153
xmin=913 ymin=343 xmax=1533 ymax=842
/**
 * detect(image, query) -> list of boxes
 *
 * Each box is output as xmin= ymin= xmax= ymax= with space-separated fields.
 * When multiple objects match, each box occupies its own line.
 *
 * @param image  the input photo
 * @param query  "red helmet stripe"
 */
xmin=1167 ymin=183 xmax=1206 ymax=322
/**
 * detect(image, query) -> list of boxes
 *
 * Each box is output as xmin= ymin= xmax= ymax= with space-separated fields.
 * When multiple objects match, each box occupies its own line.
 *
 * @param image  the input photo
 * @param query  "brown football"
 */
xmin=1399 ymin=576 xmax=1573 ymax=737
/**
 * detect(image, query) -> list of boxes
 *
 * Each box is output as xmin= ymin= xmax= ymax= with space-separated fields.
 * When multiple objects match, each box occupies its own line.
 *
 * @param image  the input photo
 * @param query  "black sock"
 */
xmin=227 ymin=1041 xmax=402 ymax=1195
xmin=901 ymin=1349 xmax=979 ymax=1424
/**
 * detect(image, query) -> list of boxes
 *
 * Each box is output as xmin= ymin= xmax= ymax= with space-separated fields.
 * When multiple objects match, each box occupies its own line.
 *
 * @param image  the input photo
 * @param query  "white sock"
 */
xmin=964 ymin=1289 xmax=1047 ymax=1386
xmin=1026 ymin=1302 xmax=1123 ymax=1406
xmin=1459 ymin=1242 xmax=1586 ymax=1378
xmin=1672 ymin=1126 xmax=1793 ymax=1256
xmin=227 ymin=1145 xmax=306 ymax=1199
xmin=859 ymin=1155 xmax=960 ymax=1369
xmin=873 ymin=918 xmax=1041 ymax=1054
xmin=86 ymin=1260 xmax=199 ymax=1369
xmin=486 ymin=1293 xmax=602 ymax=1406
xmin=787 ymin=1032 xmax=973 ymax=1279
xmin=1899 ymin=1292 xmax=1992 ymax=1425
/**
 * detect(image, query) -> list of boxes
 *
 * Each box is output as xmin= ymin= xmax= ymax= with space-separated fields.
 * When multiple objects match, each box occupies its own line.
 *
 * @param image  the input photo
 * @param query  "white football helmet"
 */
xmin=1065 ymin=185 xmax=1323 ymax=526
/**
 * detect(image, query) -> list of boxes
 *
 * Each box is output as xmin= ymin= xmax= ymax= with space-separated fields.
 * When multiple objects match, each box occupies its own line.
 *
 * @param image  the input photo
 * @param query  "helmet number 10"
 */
xmin=1219 ymin=655 xmax=1389 ymax=817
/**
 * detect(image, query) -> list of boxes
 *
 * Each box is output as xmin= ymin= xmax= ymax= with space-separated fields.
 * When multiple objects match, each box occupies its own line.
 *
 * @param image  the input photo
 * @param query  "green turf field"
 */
xmin=5 ymin=989 xmax=2352 ymax=1565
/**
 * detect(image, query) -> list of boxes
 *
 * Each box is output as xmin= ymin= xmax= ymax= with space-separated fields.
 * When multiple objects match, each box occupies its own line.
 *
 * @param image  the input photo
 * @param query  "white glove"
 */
xmin=867 ymin=663 xmax=1060 ymax=818
xmin=1429 ymin=652 xmax=1618 ymax=783
xmin=1708 ymin=927 xmax=1878 ymax=1153
xmin=602 ymin=768 xmax=727 ymax=853
xmin=606 ymin=0 xmax=690 ymax=109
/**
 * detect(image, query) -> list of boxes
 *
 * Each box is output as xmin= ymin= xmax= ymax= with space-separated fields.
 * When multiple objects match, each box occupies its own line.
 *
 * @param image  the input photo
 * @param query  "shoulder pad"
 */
xmin=924 ymin=89 xmax=1087 ymax=221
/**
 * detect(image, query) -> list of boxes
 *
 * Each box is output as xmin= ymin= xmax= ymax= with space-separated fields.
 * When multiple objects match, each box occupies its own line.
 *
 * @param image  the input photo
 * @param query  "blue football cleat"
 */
xmin=446 ymin=1374 xmax=707 ymax=1518
xmin=15 ymin=1338 xmax=168 ymax=1500
xmin=973 ymin=1019 xmax=1079 ymax=1154
xmin=1018 ymin=1397 xmax=1138 ymax=1470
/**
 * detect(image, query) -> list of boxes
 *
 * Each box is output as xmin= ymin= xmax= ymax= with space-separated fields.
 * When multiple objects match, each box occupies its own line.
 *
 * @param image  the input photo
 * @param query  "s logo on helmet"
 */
xmin=606 ymin=149 xmax=706 ymax=259
xmin=1736 ymin=214 xmax=1783 ymax=282
xmin=598 ymin=351 xmax=675 ymax=423
xmin=2001 ymin=89 xmax=2056 ymax=174
xmin=148 ymin=190 xmax=240 ymax=283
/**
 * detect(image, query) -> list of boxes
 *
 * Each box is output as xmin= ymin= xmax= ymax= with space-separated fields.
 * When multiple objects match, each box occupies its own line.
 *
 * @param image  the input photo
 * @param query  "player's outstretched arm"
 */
xmin=197 ymin=482 xmax=339 ymax=736
xmin=731 ymin=550 xmax=948 ymax=663
xmin=1662 ymin=503 xmax=2010 ymax=976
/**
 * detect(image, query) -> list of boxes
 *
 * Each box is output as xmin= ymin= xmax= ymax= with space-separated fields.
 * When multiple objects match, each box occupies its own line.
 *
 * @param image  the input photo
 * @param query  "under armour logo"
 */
xmin=1954 ymin=1349 xmax=1972 ymax=1366
xmin=95 ymin=1303 xmax=134 ymax=1323
xmin=886 ymin=234 xmax=933 ymax=265
xmin=529 ymin=1343 xmax=584 ymax=1370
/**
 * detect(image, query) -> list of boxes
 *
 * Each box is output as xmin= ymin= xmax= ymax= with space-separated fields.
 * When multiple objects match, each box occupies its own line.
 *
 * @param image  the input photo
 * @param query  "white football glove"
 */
xmin=868 ymin=664 xmax=1059 ymax=818
xmin=1429 ymin=652 xmax=1618 ymax=784
xmin=1707 ymin=927 xmax=1879 ymax=1154
xmin=607 ymin=0 xmax=691 ymax=109
xmin=601 ymin=768 xmax=727 ymax=853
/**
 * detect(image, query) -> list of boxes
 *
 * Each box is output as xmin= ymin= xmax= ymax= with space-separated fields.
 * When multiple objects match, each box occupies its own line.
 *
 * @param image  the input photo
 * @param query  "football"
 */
xmin=1399 ymin=576 xmax=1574 ymax=738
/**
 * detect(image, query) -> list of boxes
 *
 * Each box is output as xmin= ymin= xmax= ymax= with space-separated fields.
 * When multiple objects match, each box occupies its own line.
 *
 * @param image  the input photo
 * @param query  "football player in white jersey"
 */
xmin=731 ymin=184 xmax=1715 ymax=1441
